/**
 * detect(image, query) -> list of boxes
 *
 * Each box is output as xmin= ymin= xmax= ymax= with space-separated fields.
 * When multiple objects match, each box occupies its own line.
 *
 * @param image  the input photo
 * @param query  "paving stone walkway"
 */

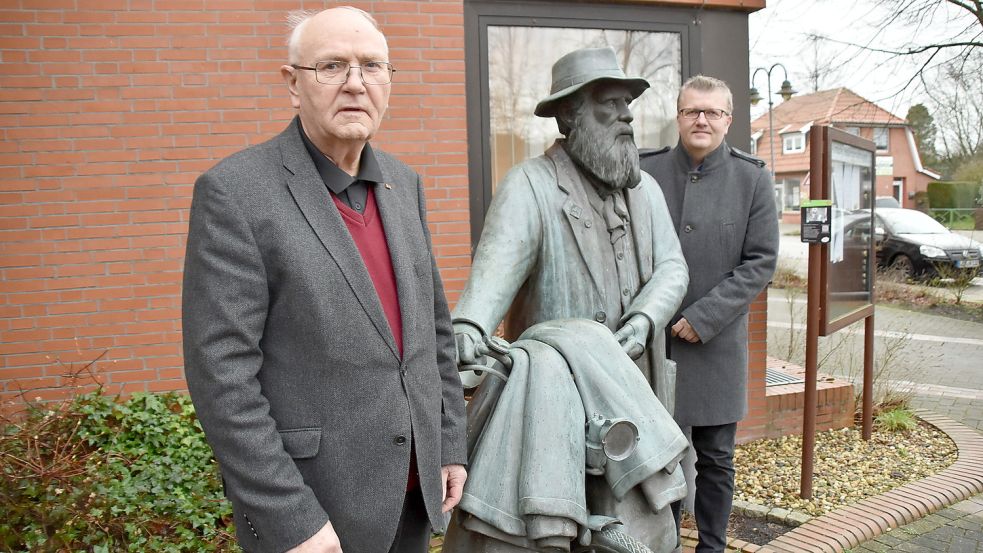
xmin=847 ymin=494 xmax=983 ymax=552
xmin=688 ymin=291 xmax=983 ymax=552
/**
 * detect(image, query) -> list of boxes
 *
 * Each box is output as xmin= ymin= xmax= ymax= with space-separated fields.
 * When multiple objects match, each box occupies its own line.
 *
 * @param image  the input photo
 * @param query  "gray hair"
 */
xmin=286 ymin=7 xmax=381 ymax=64
xmin=678 ymin=75 xmax=733 ymax=113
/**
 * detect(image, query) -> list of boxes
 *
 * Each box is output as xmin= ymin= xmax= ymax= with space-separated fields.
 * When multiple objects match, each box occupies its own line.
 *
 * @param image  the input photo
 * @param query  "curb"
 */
xmin=681 ymin=410 xmax=983 ymax=552
xmin=732 ymin=499 xmax=812 ymax=528
xmin=766 ymin=410 xmax=983 ymax=552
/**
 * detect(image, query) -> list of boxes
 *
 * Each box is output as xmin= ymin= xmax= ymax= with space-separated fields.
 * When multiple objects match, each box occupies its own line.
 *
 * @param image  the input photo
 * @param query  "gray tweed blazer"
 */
xmin=182 ymin=117 xmax=467 ymax=553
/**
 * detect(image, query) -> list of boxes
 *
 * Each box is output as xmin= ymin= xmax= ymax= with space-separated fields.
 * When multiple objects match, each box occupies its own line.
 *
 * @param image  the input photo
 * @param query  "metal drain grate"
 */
xmin=765 ymin=367 xmax=805 ymax=387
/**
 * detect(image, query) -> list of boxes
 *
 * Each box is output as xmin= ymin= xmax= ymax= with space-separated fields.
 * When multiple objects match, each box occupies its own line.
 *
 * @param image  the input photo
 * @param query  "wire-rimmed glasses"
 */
xmin=677 ymin=108 xmax=730 ymax=121
xmin=291 ymin=60 xmax=395 ymax=85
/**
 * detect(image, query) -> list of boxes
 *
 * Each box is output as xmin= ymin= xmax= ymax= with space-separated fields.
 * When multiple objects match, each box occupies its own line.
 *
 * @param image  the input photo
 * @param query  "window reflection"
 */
xmin=828 ymin=141 xmax=874 ymax=321
xmin=487 ymin=26 xmax=681 ymax=189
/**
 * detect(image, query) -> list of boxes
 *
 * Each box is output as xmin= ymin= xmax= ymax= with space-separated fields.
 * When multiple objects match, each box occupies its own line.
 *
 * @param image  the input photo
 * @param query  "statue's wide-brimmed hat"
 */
xmin=534 ymin=47 xmax=650 ymax=118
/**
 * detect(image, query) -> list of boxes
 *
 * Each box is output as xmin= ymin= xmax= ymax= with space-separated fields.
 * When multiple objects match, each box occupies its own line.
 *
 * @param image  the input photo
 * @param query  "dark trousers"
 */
xmin=671 ymin=422 xmax=737 ymax=553
xmin=387 ymin=486 xmax=432 ymax=553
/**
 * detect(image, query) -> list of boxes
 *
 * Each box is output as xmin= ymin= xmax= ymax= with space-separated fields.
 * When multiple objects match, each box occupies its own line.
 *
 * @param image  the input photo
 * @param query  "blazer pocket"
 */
xmin=278 ymin=428 xmax=321 ymax=459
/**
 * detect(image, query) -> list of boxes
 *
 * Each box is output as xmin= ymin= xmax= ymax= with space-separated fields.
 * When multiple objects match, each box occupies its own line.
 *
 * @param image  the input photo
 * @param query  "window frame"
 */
xmin=872 ymin=127 xmax=890 ymax=151
xmin=782 ymin=178 xmax=801 ymax=211
xmin=464 ymin=1 xmax=699 ymax=245
xmin=782 ymin=132 xmax=805 ymax=154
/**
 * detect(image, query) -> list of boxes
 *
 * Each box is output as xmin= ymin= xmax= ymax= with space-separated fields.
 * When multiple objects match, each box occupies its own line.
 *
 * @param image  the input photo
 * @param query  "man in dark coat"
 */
xmin=182 ymin=7 xmax=467 ymax=553
xmin=641 ymin=75 xmax=779 ymax=553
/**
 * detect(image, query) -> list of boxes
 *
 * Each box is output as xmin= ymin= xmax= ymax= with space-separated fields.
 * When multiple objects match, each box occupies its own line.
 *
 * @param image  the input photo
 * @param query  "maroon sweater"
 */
xmin=333 ymin=188 xmax=419 ymax=489
xmin=332 ymin=187 xmax=403 ymax=357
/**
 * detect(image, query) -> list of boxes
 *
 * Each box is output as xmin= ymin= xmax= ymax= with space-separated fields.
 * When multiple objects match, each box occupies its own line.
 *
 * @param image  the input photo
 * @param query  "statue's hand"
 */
xmin=454 ymin=322 xmax=489 ymax=388
xmin=614 ymin=314 xmax=651 ymax=360
xmin=453 ymin=322 xmax=485 ymax=366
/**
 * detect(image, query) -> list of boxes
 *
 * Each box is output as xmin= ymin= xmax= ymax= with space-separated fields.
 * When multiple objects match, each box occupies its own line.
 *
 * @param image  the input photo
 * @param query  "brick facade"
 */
xmin=2 ymin=1 xmax=784 ymax=440
xmin=739 ymin=288 xmax=771 ymax=442
xmin=0 ymin=1 xmax=471 ymax=406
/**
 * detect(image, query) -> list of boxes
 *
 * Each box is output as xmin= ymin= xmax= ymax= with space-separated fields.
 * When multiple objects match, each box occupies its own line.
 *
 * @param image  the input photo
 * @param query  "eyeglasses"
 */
xmin=678 ymin=108 xmax=730 ymax=121
xmin=291 ymin=60 xmax=396 ymax=85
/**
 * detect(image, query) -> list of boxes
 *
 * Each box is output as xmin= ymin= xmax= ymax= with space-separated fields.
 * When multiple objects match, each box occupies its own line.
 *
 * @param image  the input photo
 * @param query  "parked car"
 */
xmin=849 ymin=208 xmax=982 ymax=280
xmin=874 ymin=196 xmax=901 ymax=209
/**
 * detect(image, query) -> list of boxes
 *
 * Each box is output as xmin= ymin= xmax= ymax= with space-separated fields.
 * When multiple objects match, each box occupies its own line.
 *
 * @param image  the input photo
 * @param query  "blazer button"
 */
xmin=394 ymin=435 xmax=407 ymax=446
xmin=594 ymin=311 xmax=607 ymax=323
xmin=585 ymin=220 xmax=593 ymax=228
xmin=684 ymin=224 xmax=694 ymax=233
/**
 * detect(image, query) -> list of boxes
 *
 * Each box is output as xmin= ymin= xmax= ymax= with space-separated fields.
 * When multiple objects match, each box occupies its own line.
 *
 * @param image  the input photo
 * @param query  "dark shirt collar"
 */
xmin=297 ymin=119 xmax=384 ymax=194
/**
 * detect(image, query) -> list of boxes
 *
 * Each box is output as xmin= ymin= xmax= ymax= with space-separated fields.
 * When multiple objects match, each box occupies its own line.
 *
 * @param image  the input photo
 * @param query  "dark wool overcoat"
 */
xmin=641 ymin=141 xmax=779 ymax=427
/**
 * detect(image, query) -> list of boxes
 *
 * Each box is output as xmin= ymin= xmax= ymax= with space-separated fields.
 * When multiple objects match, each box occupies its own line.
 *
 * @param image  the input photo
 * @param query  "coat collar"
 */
xmin=670 ymin=140 xmax=731 ymax=175
xmin=547 ymin=141 xmax=607 ymax=299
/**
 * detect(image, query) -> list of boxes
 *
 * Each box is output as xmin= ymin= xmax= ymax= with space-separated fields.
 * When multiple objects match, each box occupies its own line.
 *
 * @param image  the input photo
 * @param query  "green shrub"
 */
xmin=875 ymin=407 xmax=918 ymax=432
xmin=927 ymin=181 xmax=979 ymax=209
xmin=0 ymin=391 xmax=237 ymax=552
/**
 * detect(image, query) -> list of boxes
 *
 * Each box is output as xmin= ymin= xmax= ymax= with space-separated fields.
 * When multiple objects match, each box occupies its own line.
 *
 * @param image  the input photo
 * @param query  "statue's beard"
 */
xmin=565 ymin=119 xmax=641 ymax=191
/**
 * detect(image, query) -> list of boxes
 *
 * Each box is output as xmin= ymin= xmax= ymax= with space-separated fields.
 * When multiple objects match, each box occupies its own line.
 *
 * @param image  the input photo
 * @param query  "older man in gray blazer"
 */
xmin=182 ymin=7 xmax=467 ymax=553
xmin=641 ymin=75 xmax=779 ymax=553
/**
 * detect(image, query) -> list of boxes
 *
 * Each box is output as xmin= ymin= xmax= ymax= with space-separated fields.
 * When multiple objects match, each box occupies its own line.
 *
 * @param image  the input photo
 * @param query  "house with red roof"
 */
xmin=751 ymin=88 xmax=940 ymax=223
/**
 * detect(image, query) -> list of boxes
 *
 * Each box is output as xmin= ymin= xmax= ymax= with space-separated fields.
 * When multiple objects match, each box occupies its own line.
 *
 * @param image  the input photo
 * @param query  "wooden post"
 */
xmin=862 ymin=314 xmax=874 ymax=440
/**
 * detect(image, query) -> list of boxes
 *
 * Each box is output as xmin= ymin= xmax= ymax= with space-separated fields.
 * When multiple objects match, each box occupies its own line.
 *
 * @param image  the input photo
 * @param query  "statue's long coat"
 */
xmin=454 ymin=142 xmax=688 ymax=388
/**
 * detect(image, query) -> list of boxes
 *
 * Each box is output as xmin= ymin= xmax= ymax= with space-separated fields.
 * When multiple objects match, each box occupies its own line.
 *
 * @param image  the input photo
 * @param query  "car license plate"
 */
xmin=957 ymin=259 xmax=980 ymax=268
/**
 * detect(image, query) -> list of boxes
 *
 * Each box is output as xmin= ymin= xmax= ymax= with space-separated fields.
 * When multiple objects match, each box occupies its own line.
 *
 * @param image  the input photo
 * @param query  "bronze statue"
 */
xmin=445 ymin=47 xmax=690 ymax=553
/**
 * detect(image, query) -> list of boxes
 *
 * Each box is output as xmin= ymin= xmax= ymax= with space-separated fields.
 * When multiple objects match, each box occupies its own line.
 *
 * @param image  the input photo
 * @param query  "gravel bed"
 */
xmin=733 ymin=421 xmax=957 ymax=517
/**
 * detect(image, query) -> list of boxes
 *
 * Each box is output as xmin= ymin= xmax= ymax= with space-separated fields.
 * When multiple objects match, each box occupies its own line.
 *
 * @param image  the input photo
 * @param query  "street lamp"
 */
xmin=750 ymin=63 xmax=796 ymax=177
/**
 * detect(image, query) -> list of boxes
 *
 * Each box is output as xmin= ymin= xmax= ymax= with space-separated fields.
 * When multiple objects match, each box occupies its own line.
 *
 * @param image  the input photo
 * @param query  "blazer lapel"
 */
xmin=547 ymin=143 xmax=606 ymax=299
xmin=373 ymin=172 xmax=420 ymax=360
xmin=278 ymin=121 xmax=400 ymax=360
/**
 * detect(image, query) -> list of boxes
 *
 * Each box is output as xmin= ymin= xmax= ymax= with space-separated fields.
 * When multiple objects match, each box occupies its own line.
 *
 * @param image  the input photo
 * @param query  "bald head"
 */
xmin=286 ymin=7 xmax=386 ymax=65
xmin=280 ymin=6 xmax=392 ymax=168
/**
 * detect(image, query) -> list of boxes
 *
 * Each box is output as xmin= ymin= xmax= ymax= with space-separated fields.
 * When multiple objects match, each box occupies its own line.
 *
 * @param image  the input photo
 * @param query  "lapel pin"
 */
xmin=384 ymin=183 xmax=392 ymax=190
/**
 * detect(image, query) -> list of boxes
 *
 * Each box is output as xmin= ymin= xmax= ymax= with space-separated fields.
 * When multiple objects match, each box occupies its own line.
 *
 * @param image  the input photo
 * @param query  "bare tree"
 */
xmin=488 ymin=27 xmax=533 ymax=138
xmin=809 ymin=0 xmax=982 ymax=97
xmin=802 ymin=1 xmax=983 ymax=174
xmin=917 ymin=51 xmax=983 ymax=177
xmin=925 ymin=55 xmax=983 ymax=160
xmin=802 ymin=35 xmax=844 ymax=93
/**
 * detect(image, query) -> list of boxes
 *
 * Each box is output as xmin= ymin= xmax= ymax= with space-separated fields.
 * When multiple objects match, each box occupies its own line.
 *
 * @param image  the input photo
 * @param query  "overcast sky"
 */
xmin=748 ymin=0 xmax=975 ymax=121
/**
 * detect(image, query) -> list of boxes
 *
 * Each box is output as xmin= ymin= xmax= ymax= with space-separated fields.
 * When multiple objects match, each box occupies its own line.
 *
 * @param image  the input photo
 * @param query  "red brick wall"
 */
xmin=758 ymin=359 xmax=856 ymax=440
xmin=738 ymin=289 xmax=771 ymax=443
xmin=0 ymin=1 xmax=470 ymax=407
xmin=2 ymin=0 xmax=777 ymax=433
